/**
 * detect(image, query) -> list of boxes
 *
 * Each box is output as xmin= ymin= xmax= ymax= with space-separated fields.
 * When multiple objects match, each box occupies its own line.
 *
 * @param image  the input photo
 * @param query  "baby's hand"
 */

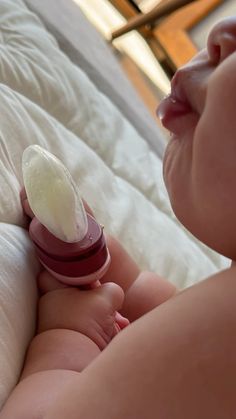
xmin=37 ymin=271 xmax=127 ymax=350
xmin=21 ymin=270 xmax=128 ymax=379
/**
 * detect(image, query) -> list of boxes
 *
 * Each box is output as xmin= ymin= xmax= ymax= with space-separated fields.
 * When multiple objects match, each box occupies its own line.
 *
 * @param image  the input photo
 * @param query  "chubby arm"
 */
xmin=0 ymin=281 xmax=123 ymax=419
xmin=1 ymin=192 xmax=176 ymax=418
xmin=45 ymin=267 xmax=236 ymax=419
xmin=0 ymin=268 xmax=175 ymax=419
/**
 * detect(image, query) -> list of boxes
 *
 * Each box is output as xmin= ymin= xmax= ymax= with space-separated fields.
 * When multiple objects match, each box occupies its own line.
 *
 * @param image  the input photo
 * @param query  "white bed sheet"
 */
xmin=0 ymin=0 xmax=229 ymax=408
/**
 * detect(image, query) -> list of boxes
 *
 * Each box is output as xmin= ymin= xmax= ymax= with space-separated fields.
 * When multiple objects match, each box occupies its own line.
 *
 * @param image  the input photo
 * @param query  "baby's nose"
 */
xmin=207 ymin=17 xmax=236 ymax=64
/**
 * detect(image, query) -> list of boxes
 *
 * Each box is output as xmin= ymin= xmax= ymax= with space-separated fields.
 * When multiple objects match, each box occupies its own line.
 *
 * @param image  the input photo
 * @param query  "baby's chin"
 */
xmin=167 ymin=197 xmax=209 ymax=248
xmin=163 ymin=138 xmax=194 ymax=203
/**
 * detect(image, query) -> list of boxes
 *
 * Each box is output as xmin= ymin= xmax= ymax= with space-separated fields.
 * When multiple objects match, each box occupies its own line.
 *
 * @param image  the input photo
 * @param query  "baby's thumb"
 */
xmin=99 ymin=283 xmax=129 ymax=337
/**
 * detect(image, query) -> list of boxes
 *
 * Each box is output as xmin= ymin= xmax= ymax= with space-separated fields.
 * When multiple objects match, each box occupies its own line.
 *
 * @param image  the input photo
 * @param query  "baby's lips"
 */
xmin=156 ymin=94 xmax=194 ymax=135
xmin=157 ymin=95 xmax=191 ymax=119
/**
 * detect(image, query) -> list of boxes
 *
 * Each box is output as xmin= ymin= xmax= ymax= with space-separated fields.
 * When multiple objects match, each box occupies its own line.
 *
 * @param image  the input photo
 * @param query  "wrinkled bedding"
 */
xmin=0 ymin=0 xmax=229 ymax=408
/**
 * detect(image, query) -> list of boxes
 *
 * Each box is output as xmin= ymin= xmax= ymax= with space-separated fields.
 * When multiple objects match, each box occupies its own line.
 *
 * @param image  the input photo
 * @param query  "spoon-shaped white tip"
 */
xmin=22 ymin=145 xmax=88 ymax=243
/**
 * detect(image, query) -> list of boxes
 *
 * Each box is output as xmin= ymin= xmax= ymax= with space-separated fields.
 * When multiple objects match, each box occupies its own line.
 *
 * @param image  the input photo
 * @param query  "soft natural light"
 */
xmin=73 ymin=0 xmax=170 ymax=95
xmin=138 ymin=0 xmax=162 ymax=13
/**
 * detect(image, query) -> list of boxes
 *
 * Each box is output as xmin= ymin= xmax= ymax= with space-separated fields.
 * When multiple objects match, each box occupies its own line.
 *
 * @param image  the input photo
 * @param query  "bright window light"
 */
xmin=73 ymin=0 xmax=170 ymax=95
xmin=138 ymin=0 xmax=162 ymax=13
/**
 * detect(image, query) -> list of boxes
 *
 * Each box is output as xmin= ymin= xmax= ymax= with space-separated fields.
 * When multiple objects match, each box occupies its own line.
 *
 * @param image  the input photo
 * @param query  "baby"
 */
xmin=0 ymin=189 xmax=175 ymax=418
xmin=2 ymin=15 xmax=236 ymax=419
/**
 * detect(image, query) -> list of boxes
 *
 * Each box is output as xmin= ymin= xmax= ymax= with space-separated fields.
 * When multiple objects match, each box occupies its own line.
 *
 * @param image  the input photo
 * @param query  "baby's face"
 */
xmin=158 ymin=17 xmax=236 ymax=259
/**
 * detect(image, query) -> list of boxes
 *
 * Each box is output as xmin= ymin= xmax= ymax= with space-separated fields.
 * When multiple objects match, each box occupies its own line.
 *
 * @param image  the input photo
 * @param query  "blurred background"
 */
xmin=72 ymin=0 xmax=236 ymax=115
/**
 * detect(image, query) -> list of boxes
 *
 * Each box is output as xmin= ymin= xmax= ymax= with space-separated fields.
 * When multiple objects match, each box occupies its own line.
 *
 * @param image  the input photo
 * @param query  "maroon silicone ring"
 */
xmin=29 ymin=214 xmax=109 ymax=278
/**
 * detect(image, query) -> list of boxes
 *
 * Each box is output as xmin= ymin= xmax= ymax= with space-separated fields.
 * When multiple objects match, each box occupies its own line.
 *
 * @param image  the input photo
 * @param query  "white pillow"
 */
xmin=0 ymin=223 xmax=38 ymax=408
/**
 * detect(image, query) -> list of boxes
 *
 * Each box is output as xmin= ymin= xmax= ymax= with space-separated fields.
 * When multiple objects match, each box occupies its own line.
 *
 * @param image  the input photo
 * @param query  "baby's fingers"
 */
xmin=97 ymin=282 xmax=125 ymax=313
xmin=96 ymin=283 xmax=129 ymax=338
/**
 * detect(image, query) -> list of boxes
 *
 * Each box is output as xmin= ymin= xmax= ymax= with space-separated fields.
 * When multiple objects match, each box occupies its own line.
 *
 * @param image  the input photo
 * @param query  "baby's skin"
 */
xmin=0 ymin=191 xmax=176 ymax=418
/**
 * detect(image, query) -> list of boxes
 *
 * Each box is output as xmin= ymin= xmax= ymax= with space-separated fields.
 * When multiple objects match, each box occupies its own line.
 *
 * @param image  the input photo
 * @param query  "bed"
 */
xmin=0 ymin=0 xmax=229 ymax=409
